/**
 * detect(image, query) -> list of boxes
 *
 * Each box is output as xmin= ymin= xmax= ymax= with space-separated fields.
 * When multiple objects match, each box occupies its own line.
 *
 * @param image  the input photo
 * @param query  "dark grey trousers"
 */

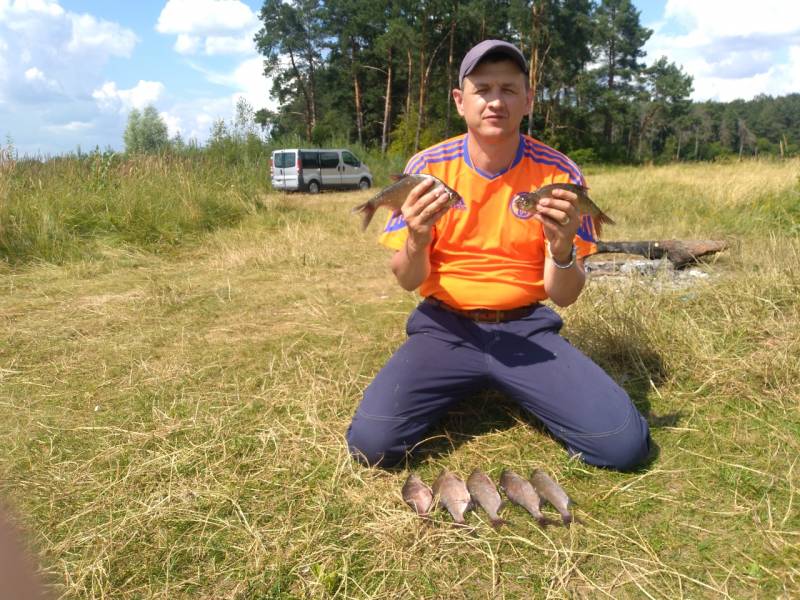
xmin=346 ymin=301 xmax=650 ymax=470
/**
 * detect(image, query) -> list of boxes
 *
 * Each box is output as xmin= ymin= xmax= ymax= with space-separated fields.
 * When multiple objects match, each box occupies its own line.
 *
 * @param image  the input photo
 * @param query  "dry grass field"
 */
xmin=1 ymin=159 xmax=798 ymax=598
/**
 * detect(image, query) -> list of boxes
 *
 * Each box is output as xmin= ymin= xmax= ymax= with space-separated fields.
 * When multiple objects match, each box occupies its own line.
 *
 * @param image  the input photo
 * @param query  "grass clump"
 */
xmin=0 ymin=152 xmax=267 ymax=265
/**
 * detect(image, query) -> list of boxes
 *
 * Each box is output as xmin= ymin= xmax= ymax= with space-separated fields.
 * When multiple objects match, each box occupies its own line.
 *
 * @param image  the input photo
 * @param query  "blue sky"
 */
xmin=2 ymin=0 xmax=799 ymax=156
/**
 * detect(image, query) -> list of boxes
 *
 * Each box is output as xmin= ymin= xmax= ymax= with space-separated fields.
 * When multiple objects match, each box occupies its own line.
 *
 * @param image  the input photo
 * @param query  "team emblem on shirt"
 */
xmin=509 ymin=193 xmax=535 ymax=220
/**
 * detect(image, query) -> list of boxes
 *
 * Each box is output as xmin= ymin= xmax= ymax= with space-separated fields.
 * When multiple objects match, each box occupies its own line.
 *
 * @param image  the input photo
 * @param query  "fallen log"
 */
xmin=594 ymin=240 xmax=728 ymax=269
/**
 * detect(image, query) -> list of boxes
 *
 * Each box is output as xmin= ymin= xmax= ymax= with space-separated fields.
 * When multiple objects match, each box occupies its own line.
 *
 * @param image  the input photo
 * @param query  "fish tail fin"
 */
xmin=593 ymin=210 xmax=616 ymax=239
xmin=536 ymin=515 xmax=553 ymax=528
xmin=351 ymin=201 xmax=377 ymax=231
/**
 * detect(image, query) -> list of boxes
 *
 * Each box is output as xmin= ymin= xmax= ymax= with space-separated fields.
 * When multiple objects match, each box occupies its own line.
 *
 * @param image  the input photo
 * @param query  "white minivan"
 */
xmin=271 ymin=148 xmax=373 ymax=193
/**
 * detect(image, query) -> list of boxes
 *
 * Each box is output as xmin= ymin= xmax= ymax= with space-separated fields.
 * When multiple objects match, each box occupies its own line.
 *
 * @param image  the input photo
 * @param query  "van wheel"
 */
xmin=307 ymin=181 xmax=320 ymax=194
xmin=358 ymin=178 xmax=371 ymax=191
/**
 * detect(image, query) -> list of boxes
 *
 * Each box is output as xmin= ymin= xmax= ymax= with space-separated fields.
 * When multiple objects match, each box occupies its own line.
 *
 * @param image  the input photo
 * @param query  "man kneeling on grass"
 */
xmin=346 ymin=40 xmax=651 ymax=471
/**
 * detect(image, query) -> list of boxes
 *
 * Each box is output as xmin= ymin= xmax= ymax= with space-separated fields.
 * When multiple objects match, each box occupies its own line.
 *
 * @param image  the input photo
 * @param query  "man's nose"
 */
xmin=485 ymin=91 xmax=505 ymax=108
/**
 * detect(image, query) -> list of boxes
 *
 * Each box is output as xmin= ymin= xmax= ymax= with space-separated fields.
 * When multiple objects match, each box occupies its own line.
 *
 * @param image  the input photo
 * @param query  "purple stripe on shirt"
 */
xmin=523 ymin=140 xmax=584 ymax=185
xmin=405 ymin=138 xmax=465 ymax=174
xmin=408 ymin=151 xmax=464 ymax=174
xmin=522 ymin=151 xmax=581 ymax=185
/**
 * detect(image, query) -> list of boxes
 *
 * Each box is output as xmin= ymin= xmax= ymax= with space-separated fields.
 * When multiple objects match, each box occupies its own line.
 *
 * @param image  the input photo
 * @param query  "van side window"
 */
xmin=342 ymin=151 xmax=360 ymax=167
xmin=320 ymin=152 xmax=339 ymax=169
xmin=301 ymin=152 xmax=319 ymax=169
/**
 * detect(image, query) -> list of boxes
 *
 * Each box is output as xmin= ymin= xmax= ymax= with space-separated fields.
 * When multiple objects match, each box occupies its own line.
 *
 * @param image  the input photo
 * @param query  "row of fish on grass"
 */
xmin=403 ymin=468 xmax=575 ymax=528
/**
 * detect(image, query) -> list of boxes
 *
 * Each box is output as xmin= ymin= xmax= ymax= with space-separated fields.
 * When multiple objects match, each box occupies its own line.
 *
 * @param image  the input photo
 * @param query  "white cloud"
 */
xmin=45 ymin=120 xmax=93 ymax=133
xmin=157 ymin=0 xmax=258 ymax=57
xmin=175 ymin=33 xmax=200 ymax=54
xmin=92 ymin=80 xmax=166 ymax=113
xmin=204 ymin=32 xmax=256 ymax=55
xmin=664 ymin=0 xmax=800 ymax=38
xmin=67 ymin=12 xmax=137 ymax=57
xmin=156 ymin=0 xmax=257 ymax=35
xmin=0 ymin=0 xmax=64 ymax=19
xmin=0 ymin=0 xmax=139 ymax=102
xmin=646 ymin=3 xmax=800 ymax=101
xmin=21 ymin=65 xmax=61 ymax=96
xmin=159 ymin=110 xmax=182 ymax=137
xmin=230 ymin=57 xmax=272 ymax=110
xmin=156 ymin=97 xmax=232 ymax=143
xmin=156 ymin=55 xmax=274 ymax=144
xmin=24 ymin=66 xmax=43 ymax=81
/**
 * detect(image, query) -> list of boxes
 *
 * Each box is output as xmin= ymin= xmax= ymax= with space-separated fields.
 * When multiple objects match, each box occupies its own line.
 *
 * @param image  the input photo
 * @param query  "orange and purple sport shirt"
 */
xmin=379 ymin=133 xmax=597 ymax=310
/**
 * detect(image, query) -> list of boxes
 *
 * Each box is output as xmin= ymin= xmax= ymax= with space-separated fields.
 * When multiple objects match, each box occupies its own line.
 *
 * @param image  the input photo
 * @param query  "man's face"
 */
xmin=453 ymin=59 xmax=532 ymax=142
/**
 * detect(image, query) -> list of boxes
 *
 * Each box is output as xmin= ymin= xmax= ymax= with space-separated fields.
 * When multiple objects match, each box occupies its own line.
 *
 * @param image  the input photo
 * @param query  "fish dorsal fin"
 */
xmin=389 ymin=173 xmax=406 ymax=182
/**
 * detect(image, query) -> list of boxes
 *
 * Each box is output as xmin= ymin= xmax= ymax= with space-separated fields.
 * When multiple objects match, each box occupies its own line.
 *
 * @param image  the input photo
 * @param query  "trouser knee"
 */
xmin=577 ymin=413 xmax=651 ymax=471
xmin=346 ymin=419 xmax=405 ymax=468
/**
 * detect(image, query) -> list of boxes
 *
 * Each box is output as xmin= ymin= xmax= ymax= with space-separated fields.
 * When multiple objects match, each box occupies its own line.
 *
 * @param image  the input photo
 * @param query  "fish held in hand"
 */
xmin=402 ymin=473 xmax=434 ymax=518
xmin=530 ymin=469 xmax=574 ymax=526
xmin=466 ymin=469 xmax=507 ymax=528
xmin=352 ymin=174 xmax=463 ymax=231
xmin=512 ymin=183 xmax=615 ymax=237
xmin=499 ymin=469 xmax=548 ymax=526
xmin=432 ymin=469 xmax=471 ymax=525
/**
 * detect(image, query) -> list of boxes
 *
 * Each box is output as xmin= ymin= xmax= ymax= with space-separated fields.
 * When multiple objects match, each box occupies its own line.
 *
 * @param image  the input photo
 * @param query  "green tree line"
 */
xmin=251 ymin=0 xmax=799 ymax=162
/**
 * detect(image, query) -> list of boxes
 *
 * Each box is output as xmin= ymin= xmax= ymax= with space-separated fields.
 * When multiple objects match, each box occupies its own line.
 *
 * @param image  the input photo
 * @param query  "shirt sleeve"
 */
xmin=574 ymin=172 xmax=598 ymax=259
xmin=378 ymin=212 xmax=409 ymax=251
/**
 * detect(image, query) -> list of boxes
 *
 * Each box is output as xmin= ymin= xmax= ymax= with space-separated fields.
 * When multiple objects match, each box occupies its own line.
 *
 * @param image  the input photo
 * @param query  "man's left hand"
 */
xmin=532 ymin=187 xmax=580 ymax=263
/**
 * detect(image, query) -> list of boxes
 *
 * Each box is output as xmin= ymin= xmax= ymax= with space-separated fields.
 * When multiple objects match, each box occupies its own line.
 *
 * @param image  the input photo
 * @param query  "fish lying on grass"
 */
xmin=432 ymin=469 xmax=471 ymax=525
xmin=352 ymin=174 xmax=463 ymax=231
xmin=402 ymin=473 xmax=434 ymax=518
xmin=466 ymin=469 xmax=507 ymax=529
xmin=499 ymin=469 xmax=548 ymax=526
xmin=512 ymin=183 xmax=615 ymax=237
xmin=530 ymin=469 xmax=574 ymax=526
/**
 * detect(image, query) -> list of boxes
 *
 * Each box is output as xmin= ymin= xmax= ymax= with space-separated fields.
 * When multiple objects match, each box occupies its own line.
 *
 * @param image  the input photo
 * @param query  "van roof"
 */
xmin=272 ymin=148 xmax=354 ymax=153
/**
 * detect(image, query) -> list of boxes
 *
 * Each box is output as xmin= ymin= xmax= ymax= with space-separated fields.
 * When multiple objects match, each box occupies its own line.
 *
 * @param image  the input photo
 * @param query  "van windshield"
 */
xmin=274 ymin=152 xmax=296 ymax=169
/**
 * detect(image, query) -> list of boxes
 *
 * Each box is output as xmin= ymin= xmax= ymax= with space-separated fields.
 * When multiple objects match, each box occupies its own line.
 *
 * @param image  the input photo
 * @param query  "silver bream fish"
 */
xmin=530 ymin=469 xmax=574 ymax=526
xmin=512 ymin=183 xmax=615 ymax=237
xmin=466 ymin=469 xmax=507 ymax=529
xmin=499 ymin=469 xmax=548 ymax=526
xmin=432 ymin=469 xmax=471 ymax=525
xmin=401 ymin=473 xmax=434 ymax=518
xmin=352 ymin=174 xmax=463 ymax=231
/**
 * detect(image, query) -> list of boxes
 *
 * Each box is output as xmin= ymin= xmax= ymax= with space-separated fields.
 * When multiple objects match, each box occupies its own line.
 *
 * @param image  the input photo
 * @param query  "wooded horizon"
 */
xmin=253 ymin=0 xmax=800 ymax=163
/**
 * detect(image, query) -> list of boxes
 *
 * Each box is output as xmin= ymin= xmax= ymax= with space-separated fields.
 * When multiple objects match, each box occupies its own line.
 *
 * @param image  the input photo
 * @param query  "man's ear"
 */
xmin=452 ymin=88 xmax=465 ymax=117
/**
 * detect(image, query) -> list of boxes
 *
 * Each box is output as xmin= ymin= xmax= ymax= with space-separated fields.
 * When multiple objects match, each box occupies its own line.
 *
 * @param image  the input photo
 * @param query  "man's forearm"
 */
xmin=391 ymin=238 xmax=431 ymax=291
xmin=543 ymin=258 xmax=586 ymax=307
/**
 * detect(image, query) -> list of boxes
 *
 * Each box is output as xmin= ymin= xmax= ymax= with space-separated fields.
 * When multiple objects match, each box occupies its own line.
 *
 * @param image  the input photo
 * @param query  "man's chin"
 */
xmin=473 ymin=125 xmax=516 ymax=142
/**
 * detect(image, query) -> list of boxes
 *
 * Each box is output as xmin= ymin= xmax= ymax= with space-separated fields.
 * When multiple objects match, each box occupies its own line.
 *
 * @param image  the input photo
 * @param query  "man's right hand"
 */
xmin=401 ymin=177 xmax=452 ymax=251
xmin=390 ymin=178 xmax=451 ymax=291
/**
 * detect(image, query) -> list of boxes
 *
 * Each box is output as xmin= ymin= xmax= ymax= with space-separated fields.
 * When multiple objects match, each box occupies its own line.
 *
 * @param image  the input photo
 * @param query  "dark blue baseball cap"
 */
xmin=458 ymin=39 xmax=529 ymax=88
